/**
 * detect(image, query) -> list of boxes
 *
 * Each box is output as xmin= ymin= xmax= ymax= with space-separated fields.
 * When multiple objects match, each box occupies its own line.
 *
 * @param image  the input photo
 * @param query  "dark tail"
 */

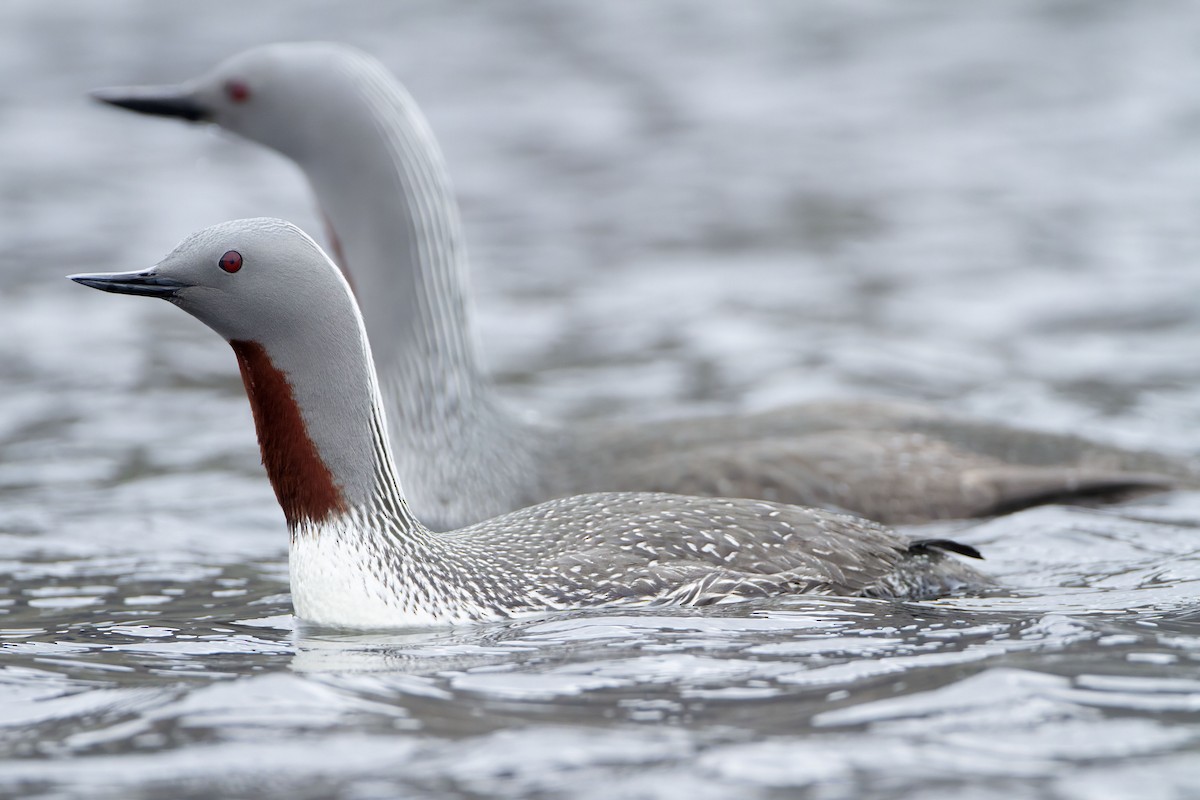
xmin=908 ymin=538 xmax=983 ymax=560
xmin=862 ymin=537 xmax=989 ymax=600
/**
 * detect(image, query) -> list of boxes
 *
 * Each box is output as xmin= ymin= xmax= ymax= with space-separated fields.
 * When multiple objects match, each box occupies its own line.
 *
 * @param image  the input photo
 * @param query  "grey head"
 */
xmin=71 ymin=217 xmax=352 ymax=343
xmin=92 ymin=43 xmax=473 ymax=374
xmin=91 ymin=42 xmax=386 ymax=163
xmin=70 ymin=218 xmax=394 ymax=525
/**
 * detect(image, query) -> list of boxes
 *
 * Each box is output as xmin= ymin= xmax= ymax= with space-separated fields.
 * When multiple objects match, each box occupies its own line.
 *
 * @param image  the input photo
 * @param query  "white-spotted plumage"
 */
xmin=289 ymin=489 xmax=980 ymax=628
xmin=72 ymin=218 xmax=987 ymax=629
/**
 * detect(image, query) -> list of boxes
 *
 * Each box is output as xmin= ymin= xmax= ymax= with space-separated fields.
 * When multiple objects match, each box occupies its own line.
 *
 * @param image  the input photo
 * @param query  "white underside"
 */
xmin=288 ymin=525 xmax=499 ymax=629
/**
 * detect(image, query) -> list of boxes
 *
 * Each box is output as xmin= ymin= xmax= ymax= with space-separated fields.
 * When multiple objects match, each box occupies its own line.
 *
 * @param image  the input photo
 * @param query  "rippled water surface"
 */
xmin=3 ymin=2 xmax=1200 ymax=798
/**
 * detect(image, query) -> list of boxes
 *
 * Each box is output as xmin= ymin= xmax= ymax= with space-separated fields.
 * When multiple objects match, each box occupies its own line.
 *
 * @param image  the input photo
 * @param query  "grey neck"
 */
xmin=289 ymin=54 xmax=556 ymax=527
xmin=300 ymin=53 xmax=486 ymax=410
xmin=249 ymin=290 xmax=416 ymax=531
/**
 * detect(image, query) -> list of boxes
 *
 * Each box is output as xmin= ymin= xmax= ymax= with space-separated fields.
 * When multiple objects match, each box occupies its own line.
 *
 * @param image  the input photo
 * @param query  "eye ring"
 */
xmin=219 ymin=250 xmax=243 ymax=273
xmin=224 ymin=79 xmax=250 ymax=103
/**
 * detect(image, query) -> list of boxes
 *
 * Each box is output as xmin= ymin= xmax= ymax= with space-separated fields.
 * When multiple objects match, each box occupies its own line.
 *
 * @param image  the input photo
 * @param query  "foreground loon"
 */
xmin=90 ymin=43 xmax=1189 ymax=530
xmin=70 ymin=218 xmax=985 ymax=628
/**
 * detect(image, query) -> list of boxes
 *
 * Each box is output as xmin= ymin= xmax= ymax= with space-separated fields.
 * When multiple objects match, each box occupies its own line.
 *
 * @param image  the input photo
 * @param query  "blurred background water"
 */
xmin=2 ymin=1 xmax=1200 ymax=798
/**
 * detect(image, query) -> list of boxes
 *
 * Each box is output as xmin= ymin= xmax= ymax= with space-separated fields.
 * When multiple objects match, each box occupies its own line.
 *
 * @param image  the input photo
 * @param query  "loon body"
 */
xmin=71 ymin=218 xmax=985 ymax=628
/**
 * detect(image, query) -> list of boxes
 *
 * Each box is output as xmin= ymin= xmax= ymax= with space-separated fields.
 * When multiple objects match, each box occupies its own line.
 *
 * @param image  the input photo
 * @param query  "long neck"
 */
xmin=286 ymin=55 xmax=558 ymax=528
xmin=228 ymin=303 xmax=418 ymax=535
xmin=301 ymin=53 xmax=490 ymax=412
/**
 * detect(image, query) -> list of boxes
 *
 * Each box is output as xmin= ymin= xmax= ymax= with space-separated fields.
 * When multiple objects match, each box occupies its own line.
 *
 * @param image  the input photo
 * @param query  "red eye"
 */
xmin=219 ymin=250 xmax=243 ymax=273
xmin=225 ymin=80 xmax=250 ymax=103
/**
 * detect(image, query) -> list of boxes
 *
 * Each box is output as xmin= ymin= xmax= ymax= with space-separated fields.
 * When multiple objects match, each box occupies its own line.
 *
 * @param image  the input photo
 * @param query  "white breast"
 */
xmin=288 ymin=517 xmax=496 ymax=628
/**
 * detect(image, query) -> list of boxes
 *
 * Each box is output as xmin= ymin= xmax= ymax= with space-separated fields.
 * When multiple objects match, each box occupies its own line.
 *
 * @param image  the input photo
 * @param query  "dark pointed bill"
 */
xmin=90 ymin=86 xmax=210 ymax=123
xmin=69 ymin=270 xmax=189 ymax=298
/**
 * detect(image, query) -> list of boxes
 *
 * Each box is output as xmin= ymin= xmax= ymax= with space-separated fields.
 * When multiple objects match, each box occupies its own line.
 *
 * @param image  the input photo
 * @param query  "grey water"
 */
xmin=2 ymin=1 xmax=1200 ymax=797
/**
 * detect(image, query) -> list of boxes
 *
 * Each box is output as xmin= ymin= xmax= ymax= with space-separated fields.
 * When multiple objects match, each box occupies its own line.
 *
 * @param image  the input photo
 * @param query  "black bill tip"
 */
xmin=89 ymin=86 xmax=211 ymax=123
xmin=69 ymin=270 xmax=190 ymax=299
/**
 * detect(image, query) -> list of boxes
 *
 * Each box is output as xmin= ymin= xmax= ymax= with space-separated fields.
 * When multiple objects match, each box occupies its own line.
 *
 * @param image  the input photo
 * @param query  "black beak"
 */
xmin=69 ymin=270 xmax=190 ymax=299
xmin=90 ymin=86 xmax=211 ymax=123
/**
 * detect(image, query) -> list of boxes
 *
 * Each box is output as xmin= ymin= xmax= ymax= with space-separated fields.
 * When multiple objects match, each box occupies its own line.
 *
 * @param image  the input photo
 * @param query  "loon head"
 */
xmin=90 ymin=42 xmax=389 ymax=163
xmin=70 ymin=217 xmax=393 ymax=528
